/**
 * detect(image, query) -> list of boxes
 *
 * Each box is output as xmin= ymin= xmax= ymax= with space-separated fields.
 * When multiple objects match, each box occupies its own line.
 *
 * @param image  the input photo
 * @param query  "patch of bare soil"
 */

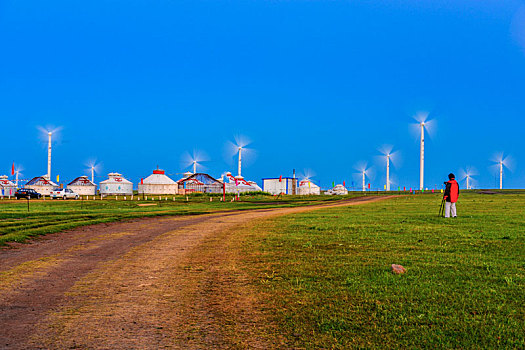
xmin=0 ymin=196 xmax=392 ymax=349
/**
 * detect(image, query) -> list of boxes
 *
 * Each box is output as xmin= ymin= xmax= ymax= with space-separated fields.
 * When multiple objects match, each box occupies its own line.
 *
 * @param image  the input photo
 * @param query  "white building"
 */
xmin=138 ymin=169 xmax=178 ymax=195
xmin=99 ymin=172 xmax=133 ymax=195
xmin=68 ymin=176 xmax=97 ymax=195
xmin=0 ymin=175 xmax=17 ymax=197
xmin=297 ymin=179 xmax=321 ymax=195
xmin=262 ymin=177 xmax=298 ymax=195
xmin=25 ymin=176 xmax=58 ymax=196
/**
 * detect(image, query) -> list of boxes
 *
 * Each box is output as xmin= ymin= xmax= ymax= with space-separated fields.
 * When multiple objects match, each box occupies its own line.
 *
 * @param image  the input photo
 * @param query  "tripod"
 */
xmin=438 ymin=197 xmax=445 ymax=217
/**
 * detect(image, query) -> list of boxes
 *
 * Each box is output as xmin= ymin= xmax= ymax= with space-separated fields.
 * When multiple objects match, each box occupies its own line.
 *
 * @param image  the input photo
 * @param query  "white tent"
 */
xmin=99 ymin=172 xmax=133 ymax=195
xmin=325 ymin=184 xmax=348 ymax=195
xmin=297 ymin=179 xmax=321 ymax=195
xmin=138 ymin=169 xmax=178 ymax=195
xmin=25 ymin=176 xmax=58 ymax=196
xmin=0 ymin=175 xmax=17 ymax=197
xmin=68 ymin=176 xmax=97 ymax=195
xmin=223 ymin=172 xmax=262 ymax=193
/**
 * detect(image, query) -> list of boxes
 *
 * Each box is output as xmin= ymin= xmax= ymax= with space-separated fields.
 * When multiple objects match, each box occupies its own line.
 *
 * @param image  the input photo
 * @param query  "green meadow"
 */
xmin=241 ymin=193 xmax=525 ymax=348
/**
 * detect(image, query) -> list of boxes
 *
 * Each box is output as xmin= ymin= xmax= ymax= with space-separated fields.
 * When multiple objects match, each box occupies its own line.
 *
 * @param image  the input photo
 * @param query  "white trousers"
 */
xmin=445 ymin=202 xmax=457 ymax=218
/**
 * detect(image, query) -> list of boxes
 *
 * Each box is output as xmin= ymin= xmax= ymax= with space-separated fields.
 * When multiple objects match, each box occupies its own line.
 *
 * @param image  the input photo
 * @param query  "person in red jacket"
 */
xmin=443 ymin=173 xmax=459 ymax=218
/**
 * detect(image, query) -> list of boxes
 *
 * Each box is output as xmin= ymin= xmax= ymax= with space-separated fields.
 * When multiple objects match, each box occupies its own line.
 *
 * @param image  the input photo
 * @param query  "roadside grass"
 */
xmin=241 ymin=193 xmax=525 ymax=348
xmin=0 ymin=193 xmax=366 ymax=245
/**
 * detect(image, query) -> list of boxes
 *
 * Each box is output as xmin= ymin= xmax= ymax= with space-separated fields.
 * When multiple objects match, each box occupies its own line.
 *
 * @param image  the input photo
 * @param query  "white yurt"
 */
xmin=0 ymin=175 xmax=17 ymax=197
xmin=99 ymin=172 xmax=133 ymax=195
xmin=25 ymin=176 xmax=58 ymax=196
xmin=326 ymin=184 xmax=348 ymax=195
xmin=223 ymin=172 xmax=262 ymax=193
xmin=68 ymin=176 xmax=97 ymax=195
xmin=297 ymin=179 xmax=321 ymax=195
xmin=138 ymin=169 xmax=178 ymax=194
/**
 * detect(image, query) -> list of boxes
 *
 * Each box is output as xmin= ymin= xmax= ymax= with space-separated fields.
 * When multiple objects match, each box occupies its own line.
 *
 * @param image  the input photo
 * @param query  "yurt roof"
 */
xmin=0 ymin=175 xmax=16 ymax=187
xmin=100 ymin=173 xmax=132 ymax=184
xmin=299 ymin=180 xmax=319 ymax=188
xmin=178 ymin=173 xmax=221 ymax=186
xmin=25 ymin=176 xmax=58 ymax=187
xmin=142 ymin=169 xmax=177 ymax=185
xmin=68 ymin=176 xmax=96 ymax=186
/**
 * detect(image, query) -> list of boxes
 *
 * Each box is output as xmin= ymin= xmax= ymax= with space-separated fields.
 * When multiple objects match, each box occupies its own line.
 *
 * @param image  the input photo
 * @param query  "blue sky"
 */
xmin=1 ymin=0 xmax=524 ymax=189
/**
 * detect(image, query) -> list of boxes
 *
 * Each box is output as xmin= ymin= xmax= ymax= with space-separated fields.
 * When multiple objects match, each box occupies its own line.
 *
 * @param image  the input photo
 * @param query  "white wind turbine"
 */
xmin=459 ymin=167 xmax=477 ymax=190
xmin=354 ymin=162 xmax=373 ymax=192
xmin=182 ymin=150 xmax=208 ymax=174
xmin=379 ymin=145 xmax=400 ymax=191
xmin=226 ymin=135 xmax=253 ymax=179
xmin=411 ymin=114 xmax=435 ymax=191
xmin=38 ymin=126 xmax=62 ymax=181
xmin=491 ymin=153 xmax=513 ymax=190
xmin=86 ymin=160 xmax=102 ymax=183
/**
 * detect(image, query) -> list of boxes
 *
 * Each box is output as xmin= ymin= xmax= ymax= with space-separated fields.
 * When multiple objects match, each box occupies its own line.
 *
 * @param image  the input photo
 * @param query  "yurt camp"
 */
xmin=138 ymin=169 xmax=178 ymax=195
xmin=297 ymin=179 xmax=321 ymax=195
xmin=25 ymin=176 xmax=58 ymax=196
xmin=68 ymin=176 xmax=97 ymax=195
xmin=99 ymin=172 xmax=133 ymax=195
xmin=0 ymin=175 xmax=17 ymax=197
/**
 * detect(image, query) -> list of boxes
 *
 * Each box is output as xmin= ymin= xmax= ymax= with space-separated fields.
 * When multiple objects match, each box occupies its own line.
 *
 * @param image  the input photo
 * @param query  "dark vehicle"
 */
xmin=15 ymin=188 xmax=42 ymax=200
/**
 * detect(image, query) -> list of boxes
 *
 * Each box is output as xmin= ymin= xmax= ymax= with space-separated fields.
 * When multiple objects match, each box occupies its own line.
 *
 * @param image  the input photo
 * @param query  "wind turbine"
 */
xmin=412 ymin=114 xmax=434 ymax=191
xmin=379 ymin=146 xmax=400 ymax=191
xmin=182 ymin=150 xmax=208 ymax=174
xmin=492 ymin=154 xmax=512 ymax=189
xmin=226 ymin=135 xmax=253 ymax=179
xmin=86 ymin=160 xmax=102 ymax=183
xmin=38 ymin=126 xmax=62 ymax=181
xmin=14 ymin=165 xmax=23 ymax=188
xmin=459 ymin=167 xmax=476 ymax=190
xmin=354 ymin=163 xmax=373 ymax=192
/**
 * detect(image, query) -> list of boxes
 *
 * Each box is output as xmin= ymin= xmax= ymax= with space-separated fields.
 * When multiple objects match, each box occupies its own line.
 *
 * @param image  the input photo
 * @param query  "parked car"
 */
xmin=50 ymin=188 xmax=79 ymax=200
xmin=15 ymin=188 xmax=42 ymax=200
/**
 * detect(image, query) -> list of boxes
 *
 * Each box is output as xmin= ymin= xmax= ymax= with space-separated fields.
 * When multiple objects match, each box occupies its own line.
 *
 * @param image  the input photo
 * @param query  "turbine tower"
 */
xmin=466 ymin=173 xmax=470 ymax=190
xmin=47 ymin=131 xmax=52 ymax=180
xmin=91 ymin=165 xmax=95 ymax=183
xmin=362 ymin=170 xmax=366 ymax=192
xmin=499 ymin=160 xmax=503 ymax=190
xmin=419 ymin=122 xmax=424 ymax=191
xmin=193 ymin=160 xmax=197 ymax=174
xmin=237 ymin=146 xmax=242 ymax=178
xmin=386 ymin=154 xmax=391 ymax=191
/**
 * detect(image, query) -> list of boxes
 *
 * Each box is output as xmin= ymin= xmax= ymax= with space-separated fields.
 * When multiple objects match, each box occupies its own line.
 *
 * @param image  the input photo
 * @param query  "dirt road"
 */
xmin=0 ymin=196 xmax=390 ymax=349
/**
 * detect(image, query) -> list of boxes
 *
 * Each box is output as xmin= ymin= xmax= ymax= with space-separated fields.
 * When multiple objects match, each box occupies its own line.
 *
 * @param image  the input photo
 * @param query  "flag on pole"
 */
xmin=11 ymin=162 xmax=15 ymax=176
xmin=56 ymin=174 xmax=60 ymax=183
xmin=343 ymin=180 xmax=345 ymax=187
xmin=368 ymin=183 xmax=371 ymax=189
xmin=332 ymin=181 xmax=335 ymax=188
xmin=384 ymin=185 xmax=386 ymax=190
xmin=279 ymin=175 xmax=282 ymax=182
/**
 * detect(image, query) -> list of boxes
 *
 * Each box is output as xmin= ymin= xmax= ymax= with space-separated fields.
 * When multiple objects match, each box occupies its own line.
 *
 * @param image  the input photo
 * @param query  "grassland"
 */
xmin=240 ymin=193 xmax=525 ymax=348
xmin=0 ymin=193 xmax=360 ymax=245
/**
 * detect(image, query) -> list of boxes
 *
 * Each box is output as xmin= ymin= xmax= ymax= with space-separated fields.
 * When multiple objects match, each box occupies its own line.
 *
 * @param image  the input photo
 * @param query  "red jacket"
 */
xmin=444 ymin=179 xmax=459 ymax=203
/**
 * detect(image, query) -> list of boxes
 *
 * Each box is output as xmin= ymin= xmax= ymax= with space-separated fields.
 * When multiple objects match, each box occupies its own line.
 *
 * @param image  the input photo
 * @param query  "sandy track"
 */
xmin=0 ymin=196 xmax=390 ymax=349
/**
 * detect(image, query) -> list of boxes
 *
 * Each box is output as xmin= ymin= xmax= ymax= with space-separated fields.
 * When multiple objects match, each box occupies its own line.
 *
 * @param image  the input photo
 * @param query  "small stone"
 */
xmin=391 ymin=264 xmax=406 ymax=274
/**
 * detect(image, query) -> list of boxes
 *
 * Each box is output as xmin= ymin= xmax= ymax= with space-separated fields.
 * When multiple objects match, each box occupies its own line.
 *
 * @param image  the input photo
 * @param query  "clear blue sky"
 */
xmin=1 ymin=0 xmax=524 ymax=189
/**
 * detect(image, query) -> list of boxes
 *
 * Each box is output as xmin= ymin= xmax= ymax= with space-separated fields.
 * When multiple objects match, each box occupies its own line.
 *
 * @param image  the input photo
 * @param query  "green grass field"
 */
xmin=0 ymin=193 xmax=357 ymax=245
xmin=241 ymin=193 xmax=525 ymax=348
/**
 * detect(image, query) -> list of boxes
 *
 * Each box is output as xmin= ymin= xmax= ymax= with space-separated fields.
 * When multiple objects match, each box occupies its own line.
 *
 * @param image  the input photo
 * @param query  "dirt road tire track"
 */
xmin=0 ymin=196 xmax=392 ymax=349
